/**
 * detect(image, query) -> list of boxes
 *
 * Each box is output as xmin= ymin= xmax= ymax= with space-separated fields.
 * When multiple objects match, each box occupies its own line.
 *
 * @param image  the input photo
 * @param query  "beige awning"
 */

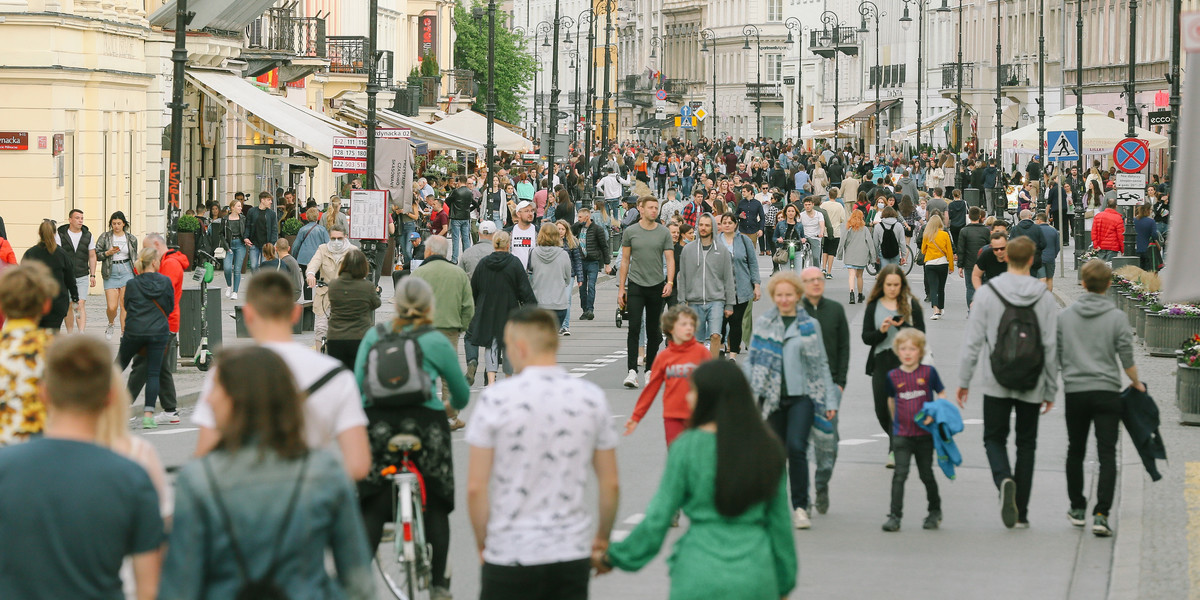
xmin=338 ymin=101 xmax=483 ymax=153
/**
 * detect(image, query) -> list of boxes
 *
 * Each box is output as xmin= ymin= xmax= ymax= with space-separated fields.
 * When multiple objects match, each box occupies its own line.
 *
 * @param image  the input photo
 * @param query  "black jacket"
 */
xmin=572 ymin=221 xmax=611 ymax=264
xmin=955 ymin=223 xmax=991 ymax=269
xmin=803 ymin=296 xmax=851 ymax=387
xmin=57 ymin=224 xmax=93 ymax=278
xmin=23 ymin=244 xmax=77 ymax=308
xmin=446 ymin=186 xmax=478 ymax=221
xmin=246 ymin=206 xmax=279 ymax=247
xmin=122 ymin=272 xmax=174 ymax=336
xmin=860 ymin=298 xmax=925 ymax=376
xmin=466 ymin=252 xmax=536 ymax=348
xmin=1009 ymin=219 xmax=1046 ymax=270
xmin=1120 ymin=385 xmax=1166 ymax=481
xmin=947 ymin=199 xmax=968 ymax=228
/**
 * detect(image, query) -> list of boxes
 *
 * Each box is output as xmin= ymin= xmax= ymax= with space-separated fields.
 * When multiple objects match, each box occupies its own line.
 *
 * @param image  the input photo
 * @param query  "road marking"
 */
xmin=596 ymin=358 xmax=618 ymax=363
xmin=1186 ymin=462 xmax=1200 ymax=594
xmin=838 ymin=439 xmax=880 ymax=446
xmin=570 ymin=372 xmax=587 ymax=378
xmin=572 ymin=367 xmax=598 ymax=373
xmin=963 ymin=418 xmax=983 ymax=425
xmin=610 ymin=530 xmax=630 ymax=542
xmin=870 ymin=433 xmax=889 ymax=438
xmin=143 ymin=427 xmax=199 ymax=436
xmin=623 ymin=513 xmax=644 ymax=525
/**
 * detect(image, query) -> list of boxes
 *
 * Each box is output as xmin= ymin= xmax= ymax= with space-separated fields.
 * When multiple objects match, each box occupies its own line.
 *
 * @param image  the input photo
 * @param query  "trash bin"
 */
xmin=963 ymin=189 xmax=983 ymax=209
xmin=179 ymin=286 xmax=223 ymax=358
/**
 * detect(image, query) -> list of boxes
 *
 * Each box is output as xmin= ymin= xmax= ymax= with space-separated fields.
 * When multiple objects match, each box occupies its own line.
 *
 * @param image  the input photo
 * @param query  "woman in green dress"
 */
xmin=596 ymin=360 xmax=797 ymax=600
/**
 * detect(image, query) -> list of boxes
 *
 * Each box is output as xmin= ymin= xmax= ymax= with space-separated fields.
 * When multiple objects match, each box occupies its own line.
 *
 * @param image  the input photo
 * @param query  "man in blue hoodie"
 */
xmin=956 ymin=236 xmax=1058 ymax=530
xmin=1057 ymin=259 xmax=1144 ymax=537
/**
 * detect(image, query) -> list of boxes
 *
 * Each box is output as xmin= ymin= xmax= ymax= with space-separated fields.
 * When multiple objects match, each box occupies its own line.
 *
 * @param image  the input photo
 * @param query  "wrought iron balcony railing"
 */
xmin=448 ymin=69 xmax=475 ymax=98
xmin=245 ymin=8 xmax=326 ymax=57
xmin=809 ymin=27 xmax=859 ymax=52
xmin=1000 ymin=63 xmax=1030 ymax=87
xmin=745 ymin=82 xmax=784 ymax=102
xmin=940 ymin=62 xmax=973 ymax=89
xmin=327 ymin=36 xmax=367 ymax=74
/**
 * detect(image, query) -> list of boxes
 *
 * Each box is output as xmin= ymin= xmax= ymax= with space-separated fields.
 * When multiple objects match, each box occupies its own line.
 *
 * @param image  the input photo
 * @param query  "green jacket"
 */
xmin=412 ymin=255 xmax=474 ymax=331
xmin=353 ymin=325 xmax=470 ymax=413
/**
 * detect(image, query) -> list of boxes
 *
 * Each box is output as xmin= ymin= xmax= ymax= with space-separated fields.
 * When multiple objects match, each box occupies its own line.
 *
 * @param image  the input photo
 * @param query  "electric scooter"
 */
xmin=192 ymin=249 xmax=216 ymax=371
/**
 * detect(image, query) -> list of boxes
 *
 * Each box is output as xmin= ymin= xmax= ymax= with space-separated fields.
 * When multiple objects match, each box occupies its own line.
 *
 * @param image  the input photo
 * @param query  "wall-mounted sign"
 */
xmin=38 ymin=136 xmax=47 ymax=150
xmin=52 ymin=134 xmax=64 ymax=156
xmin=0 ymin=132 xmax=28 ymax=150
xmin=418 ymin=15 xmax=438 ymax=62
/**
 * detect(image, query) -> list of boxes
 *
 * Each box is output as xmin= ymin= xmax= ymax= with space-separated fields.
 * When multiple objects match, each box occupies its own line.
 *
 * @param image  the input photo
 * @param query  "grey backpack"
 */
xmin=363 ymin=325 xmax=434 ymax=408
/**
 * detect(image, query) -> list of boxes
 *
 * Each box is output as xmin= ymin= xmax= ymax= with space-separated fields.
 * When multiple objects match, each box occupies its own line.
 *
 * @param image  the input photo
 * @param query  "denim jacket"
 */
xmin=159 ymin=447 xmax=376 ymax=600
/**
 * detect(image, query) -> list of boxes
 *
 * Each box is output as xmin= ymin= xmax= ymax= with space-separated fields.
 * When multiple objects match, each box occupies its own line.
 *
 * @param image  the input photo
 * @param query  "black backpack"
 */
xmin=880 ymin=224 xmax=900 ymax=259
xmin=987 ymin=282 xmax=1045 ymax=391
xmin=362 ymin=324 xmax=434 ymax=408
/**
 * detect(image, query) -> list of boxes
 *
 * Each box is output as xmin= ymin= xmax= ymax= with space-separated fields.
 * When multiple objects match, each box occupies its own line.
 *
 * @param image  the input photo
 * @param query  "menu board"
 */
xmin=349 ymin=189 xmax=388 ymax=240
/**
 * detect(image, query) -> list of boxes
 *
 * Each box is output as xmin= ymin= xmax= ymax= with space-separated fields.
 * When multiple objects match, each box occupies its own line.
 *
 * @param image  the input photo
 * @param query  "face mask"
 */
xmin=877 ymin=203 xmax=886 ymax=210
xmin=328 ymin=239 xmax=347 ymax=252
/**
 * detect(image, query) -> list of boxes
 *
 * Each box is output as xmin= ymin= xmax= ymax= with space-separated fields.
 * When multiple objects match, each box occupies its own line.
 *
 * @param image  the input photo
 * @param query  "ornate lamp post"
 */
xmin=784 ymin=18 xmax=805 ymax=142
xmin=700 ymin=28 xmax=718 ymax=138
xmin=471 ymin=3 xmax=499 ymax=212
xmin=742 ymin=25 xmax=762 ymax=140
xmin=818 ymin=11 xmax=842 ymax=142
xmin=547 ymin=13 xmax=575 ymax=178
xmin=536 ymin=21 xmax=552 ymax=139
xmin=856 ymin=2 xmax=883 ymax=151
xmin=899 ymin=0 xmax=949 ymax=153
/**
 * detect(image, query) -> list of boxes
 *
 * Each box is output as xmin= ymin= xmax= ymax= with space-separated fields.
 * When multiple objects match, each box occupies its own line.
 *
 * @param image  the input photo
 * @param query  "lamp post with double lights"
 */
xmin=599 ymin=0 xmax=615 ymax=168
xmin=1037 ymin=0 xmax=1046 ymax=173
xmin=817 ymin=11 xmax=844 ymax=142
xmin=470 ymin=2 xmax=499 ymax=211
xmin=569 ymin=48 xmax=580 ymax=149
xmin=1072 ymin=0 xmax=1086 ymax=258
xmin=579 ymin=8 xmax=597 ymax=195
xmin=547 ymin=13 xmax=575 ymax=180
xmin=700 ymin=28 xmax=718 ymax=138
xmin=899 ymin=0 xmax=950 ymax=153
xmin=784 ymin=18 xmax=805 ymax=143
xmin=994 ymin=0 xmax=1002 ymax=165
xmin=536 ymin=21 xmax=552 ymax=139
xmin=742 ymin=24 xmax=762 ymax=140
xmin=950 ymin=0 xmax=963 ymax=155
xmin=855 ymin=2 xmax=883 ymax=151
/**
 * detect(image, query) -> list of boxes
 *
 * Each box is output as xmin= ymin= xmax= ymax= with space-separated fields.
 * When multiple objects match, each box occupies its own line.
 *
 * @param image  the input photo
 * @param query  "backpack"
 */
xmin=880 ymin=224 xmax=900 ymax=259
xmin=986 ymin=283 xmax=1045 ymax=391
xmin=363 ymin=324 xmax=434 ymax=407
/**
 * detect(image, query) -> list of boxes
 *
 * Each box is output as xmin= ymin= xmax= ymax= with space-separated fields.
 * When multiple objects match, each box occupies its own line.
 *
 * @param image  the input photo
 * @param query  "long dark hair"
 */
xmin=213 ymin=347 xmax=308 ymax=460
xmin=688 ymin=361 xmax=786 ymax=517
xmin=866 ymin=264 xmax=914 ymax=324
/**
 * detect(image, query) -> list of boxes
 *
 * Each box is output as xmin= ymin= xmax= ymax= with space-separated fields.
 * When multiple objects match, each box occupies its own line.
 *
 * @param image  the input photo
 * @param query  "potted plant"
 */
xmin=1178 ymin=334 xmax=1200 ymax=425
xmin=1145 ymin=303 xmax=1200 ymax=357
xmin=175 ymin=214 xmax=201 ymax=269
xmin=281 ymin=218 xmax=303 ymax=247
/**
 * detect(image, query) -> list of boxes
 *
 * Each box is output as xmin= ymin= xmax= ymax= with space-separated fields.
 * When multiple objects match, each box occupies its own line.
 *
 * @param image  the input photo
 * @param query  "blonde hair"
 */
xmin=391 ymin=275 xmax=434 ymax=329
xmin=95 ymin=366 xmax=132 ymax=448
xmin=493 ymin=230 xmax=511 ymax=250
xmin=557 ymin=219 xmax=579 ymax=249
xmin=922 ymin=214 xmax=945 ymax=247
xmin=766 ymin=271 xmax=804 ymax=300
xmin=133 ymin=247 xmax=160 ymax=274
xmin=893 ymin=328 xmax=927 ymax=355
xmin=536 ymin=222 xmax=561 ymax=247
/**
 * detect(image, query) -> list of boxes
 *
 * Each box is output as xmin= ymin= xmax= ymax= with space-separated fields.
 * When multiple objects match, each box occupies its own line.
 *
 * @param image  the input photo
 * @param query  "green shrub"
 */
xmin=176 ymin=214 xmax=201 ymax=233
xmin=281 ymin=218 xmax=303 ymax=237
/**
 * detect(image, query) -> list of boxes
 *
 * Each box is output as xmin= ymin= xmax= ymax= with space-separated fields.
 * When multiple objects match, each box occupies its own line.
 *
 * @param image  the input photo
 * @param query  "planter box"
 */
xmin=1145 ymin=313 xmax=1200 ymax=357
xmin=1179 ymin=363 xmax=1200 ymax=426
xmin=1134 ymin=305 xmax=1147 ymax=339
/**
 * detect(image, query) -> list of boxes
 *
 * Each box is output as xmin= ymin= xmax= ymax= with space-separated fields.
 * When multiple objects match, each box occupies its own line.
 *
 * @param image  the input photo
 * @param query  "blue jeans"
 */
xmin=223 ymin=239 xmax=247 ymax=292
xmin=248 ymin=244 xmax=264 ymax=269
xmin=964 ymin=265 xmax=977 ymax=306
xmin=605 ymin=199 xmax=620 ymax=220
xmin=689 ymin=301 xmax=725 ymax=341
xmin=450 ymin=219 xmax=471 ymax=263
xmin=580 ymin=260 xmax=600 ymax=312
xmin=768 ymin=395 xmax=815 ymax=510
xmin=879 ymin=255 xmax=900 ymax=268
xmin=116 ymin=333 xmax=168 ymax=413
xmin=401 ymin=221 xmax=418 ymax=261
xmin=681 ymin=176 xmax=695 ymax=199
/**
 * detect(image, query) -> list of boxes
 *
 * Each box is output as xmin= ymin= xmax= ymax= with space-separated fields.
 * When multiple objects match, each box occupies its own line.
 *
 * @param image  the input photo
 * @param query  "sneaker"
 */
xmin=623 ymin=369 xmax=640 ymax=389
xmin=858 ymin=292 xmax=865 ymax=303
xmin=430 ymin=585 xmax=453 ymax=600
xmin=230 ymin=292 xmax=238 ymax=300
xmin=465 ymin=359 xmax=479 ymax=386
xmin=559 ymin=327 xmax=567 ymax=336
xmin=931 ymin=313 xmax=941 ymax=321
xmin=104 ymin=323 xmax=115 ymax=341
xmin=999 ymin=477 xmax=1018 ymax=529
xmin=824 ymin=272 xmax=833 ymax=280
xmin=141 ymin=416 xmax=158 ymax=430
xmin=881 ymin=515 xmax=901 ymax=532
xmin=923 ymin=510 xmax=942 ymax=530
xmin=886 ymin=452 xmax=895 ymax=469
xmin=584 ymin=311 xmax=594 ymax=320
xmin=815 ymin=489 xmax=830 ymax=515
xmin=224 ymin=287 xmax=233 ymax=299
xmin=153 ymin=412 xmax=181 ymax=425
xmin=1067 ymin=508 xmax=1087 ymax=527
xmin=849 ymin=292 xmax=856 ymax=305
xmin=561 ymin=328 xmax=572 ymax=336
xmin=1093 ymin=514 xmax=1113 ymax=537
xmin=792 ymin=507 xmax=812 ymax=529
xmin=1014 ymin=520 xmax=1030 ymax=529
xmin=449 ymin=418 xmax=466 ymax=431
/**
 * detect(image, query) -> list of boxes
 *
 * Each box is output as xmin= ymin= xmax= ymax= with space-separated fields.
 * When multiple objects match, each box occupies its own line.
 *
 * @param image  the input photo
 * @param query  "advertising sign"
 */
xmin=418 ymin=15 xmax=438 ymax=61
xmin=349 ymin=189 xmax=389 ymax=240
xmin=0 ymin=132 xmax=29 ymax=151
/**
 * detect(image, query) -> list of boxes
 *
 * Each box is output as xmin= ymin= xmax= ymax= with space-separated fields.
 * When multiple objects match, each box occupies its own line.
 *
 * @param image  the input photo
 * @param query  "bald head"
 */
xmin=1020 ymin=209 xmax=1033 ymax=220
xmin=799 ymin=267 xmax=825 ymax=302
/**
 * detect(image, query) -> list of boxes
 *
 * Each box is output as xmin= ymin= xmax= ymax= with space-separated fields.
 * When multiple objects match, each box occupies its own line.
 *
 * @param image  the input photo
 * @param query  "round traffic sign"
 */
xmin=655 ymin=89 xmax=667 ymax=101
xmin=680 ymin=106 xmax=692 ymax=117
xmin=1113 ymin=137 xmax=1150 ymax=173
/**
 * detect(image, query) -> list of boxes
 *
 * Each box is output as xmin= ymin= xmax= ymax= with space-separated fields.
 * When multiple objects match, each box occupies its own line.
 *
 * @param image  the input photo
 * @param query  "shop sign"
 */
xmin=0 ymin=132 xmax=28 ymax=150
xmin=418 ymin=15 xmax=437 ymax=62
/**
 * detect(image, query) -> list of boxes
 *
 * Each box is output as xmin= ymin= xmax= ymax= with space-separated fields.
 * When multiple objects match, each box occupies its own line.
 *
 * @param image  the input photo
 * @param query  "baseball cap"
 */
xmin=409 ymin=232 xmax=422 ymax=241
xmin=515 ymin=200 xmax=533 ymax=212
xmin=479 ymin=221 xmax=497 ymax=234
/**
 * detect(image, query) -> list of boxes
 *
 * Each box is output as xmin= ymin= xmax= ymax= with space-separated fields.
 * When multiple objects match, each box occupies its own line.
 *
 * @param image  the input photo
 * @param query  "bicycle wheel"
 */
xmin=866 ymin=260 xmax=879 ymax=276
xmin=376 ymin=477 xmax=426 ymax=600
xmin=900 ymin=245 xmax=915 ymax=275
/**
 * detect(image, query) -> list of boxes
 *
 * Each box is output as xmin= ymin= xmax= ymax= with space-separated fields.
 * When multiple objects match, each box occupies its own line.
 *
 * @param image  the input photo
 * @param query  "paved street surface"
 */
xmin=79 ymin=247 xmax=1197 ymax=600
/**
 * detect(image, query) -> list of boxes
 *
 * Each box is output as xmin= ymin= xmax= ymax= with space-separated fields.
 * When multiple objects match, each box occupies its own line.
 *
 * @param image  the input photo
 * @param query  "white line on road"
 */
xmin=610 ymin=530 xmax=630 ymax=542
xmin=570 ymin=373 xmax=587 ymax=378
xmin=143 ymin=428 xmax=199 ymax=436
xmin=838 ymin=439 xmax=880 ymax=446
xmin=870 ymin=433 xmax=889 ymax=438
xmin=963 ymin=418 xmax=983 ymax=425
xmin=572 ymin=367 xmax=598 ymax=372
xmin=623 ymin=513 xmax=645 ymax=525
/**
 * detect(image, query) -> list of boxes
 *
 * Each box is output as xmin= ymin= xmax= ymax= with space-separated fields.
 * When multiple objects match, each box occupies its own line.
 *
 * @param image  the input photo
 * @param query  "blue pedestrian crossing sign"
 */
xmin=1046 ymin=130 xmax=1079 ymax=162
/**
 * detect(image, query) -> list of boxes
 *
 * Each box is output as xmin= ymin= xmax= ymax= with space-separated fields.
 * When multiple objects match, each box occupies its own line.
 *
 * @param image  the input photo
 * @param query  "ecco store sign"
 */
xmin=0 ymin=132 xmax=29 ymax=151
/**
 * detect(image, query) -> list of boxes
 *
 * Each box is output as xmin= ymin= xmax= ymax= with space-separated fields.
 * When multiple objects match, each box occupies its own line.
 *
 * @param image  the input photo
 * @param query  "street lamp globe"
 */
xmin=899 ymin=7 xmax=912 ymax=30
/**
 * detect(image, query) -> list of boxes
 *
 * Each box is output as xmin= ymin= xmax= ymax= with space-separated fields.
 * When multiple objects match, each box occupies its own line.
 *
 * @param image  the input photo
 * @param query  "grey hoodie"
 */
xmin=958 ymin=272 xmax=1059 ymax=403
xmin=529 ymin=246 xmax=572 ymax=310
xmin=675 ymin=238 xmax=736 ymax=306
xmin=1057 ymin=293 xmax=1135 ymax=393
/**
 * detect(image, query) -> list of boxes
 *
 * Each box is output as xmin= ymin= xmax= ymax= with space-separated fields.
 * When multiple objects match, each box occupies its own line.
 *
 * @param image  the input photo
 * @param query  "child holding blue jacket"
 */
xmin=883 ymin=328 xmax=946 ymax=532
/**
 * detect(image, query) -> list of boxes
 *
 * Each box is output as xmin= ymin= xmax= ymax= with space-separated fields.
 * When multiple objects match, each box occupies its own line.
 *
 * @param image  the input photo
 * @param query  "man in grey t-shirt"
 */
xmin=617 ymin=196 xmax=675 ymax=389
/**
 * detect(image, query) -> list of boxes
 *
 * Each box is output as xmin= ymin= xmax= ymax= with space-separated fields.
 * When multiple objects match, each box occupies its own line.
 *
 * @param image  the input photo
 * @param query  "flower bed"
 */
xmin=1178 ymin=335 xmax=1200 ymax=426
xmin=1145 ymin=308 xmax=1200 ymax=357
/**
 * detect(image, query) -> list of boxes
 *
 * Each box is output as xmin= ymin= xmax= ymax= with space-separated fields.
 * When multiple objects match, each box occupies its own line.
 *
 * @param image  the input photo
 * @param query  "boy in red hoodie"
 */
xmin=625 ymin=305 xmax=712 ymax=445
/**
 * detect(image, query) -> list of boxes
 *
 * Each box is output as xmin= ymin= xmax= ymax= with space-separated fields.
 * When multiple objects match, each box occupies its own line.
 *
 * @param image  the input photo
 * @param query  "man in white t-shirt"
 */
xmin=466 ymin=307 xmax=619 ymax=599
xmin=799 ymin=197 xmax=826 ymax=269
xmin=57 ymin=209 xmax=96 ymax=333
xmin=191 ymin=271 xmax=371 ymax=480
xmin=509 ymin=201 xmax=537 ymax=270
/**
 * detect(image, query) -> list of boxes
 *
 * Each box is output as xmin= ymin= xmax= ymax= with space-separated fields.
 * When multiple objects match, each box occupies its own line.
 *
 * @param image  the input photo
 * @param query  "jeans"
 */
xmin=605 ymin=198 xmax=620 ymax=220
xmin=964 ymin=263 xmax=977 ymax=306
xmin=626 ymin=282 xmax=665 ymax=372
xmin=689 ymin=301 xmax=725 ymax=341
xmin=480 ymin=559 xmax=590 ymax=600
xmin=804 ymin=237 xmax=821 ymax=269
xmin=656 ymin=175 xmax=668 ymax=197
xmin=117 ymin=333 xmax=169 ymax=413
xmin=721 ymin=301 xmax=749 ymax=354
xmin=401 ymin=221 xmax=418 ymax=262
xmin=890 ymin=435 xmax=941 ymax=518
xmin=768 ymin=395 xmax=814 ymax=511
xmin=553 ymin=308 xmax=567 ymax=329
xmin=761 ymin=226 xmax=776 ymax=255
xmin=983 ymin=395 xmax=1042 ymax=521
xmin=248 ymin=244 xmax=265 ymax=269
xmin=681 ymin=176 xmax=695 ymax=199
xmin=985 ymin=188 xmax=1001 ymax=216
xmin=812 ymin=414 xmax=838 ymax=499
xmin=879 ymin=255 xmax=900 ymax=269
xmin=1065 ymin=391 xmax=1121 ymax=515
xmin=580 ymin=260 xmax=600 ymax=312
xmin=128 ymin=332 xmax=178 ymax=414
xmin=450 ymin=219 xmax=471 ymax=263
xmin=924 ymin=263 xmax=949 ymax=310
xmin=1097 ymin=249 xmax=1117 ymax=261
xmin=223 ymin=239 xmax=247 ymax=292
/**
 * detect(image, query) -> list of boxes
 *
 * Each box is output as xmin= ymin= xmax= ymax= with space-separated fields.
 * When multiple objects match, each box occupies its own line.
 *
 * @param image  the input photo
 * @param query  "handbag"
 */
xmin=773 ymin=246 xmax=791 ymax=265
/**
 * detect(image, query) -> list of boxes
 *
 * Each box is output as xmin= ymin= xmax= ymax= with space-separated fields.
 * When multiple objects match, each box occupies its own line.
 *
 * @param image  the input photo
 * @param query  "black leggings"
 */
xmin=361 ymin=490 xmax=452 ymax=589
xmin=924 ymin=264 xmax=949 ymax=310
xmin=721 ymin=301 xmax=750 ymax=354
xmin=870 ymin=349 xmax=901 ymax=451
xmin=626 ymin=282 xmax=666 ymax=372
xmin=325 ymin=338 xmax=362 ymax=370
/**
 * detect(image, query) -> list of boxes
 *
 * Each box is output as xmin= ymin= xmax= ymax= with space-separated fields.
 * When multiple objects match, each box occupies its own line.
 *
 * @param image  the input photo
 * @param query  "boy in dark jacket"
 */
xmin=956 ymin=207 xmax=991 ymax=307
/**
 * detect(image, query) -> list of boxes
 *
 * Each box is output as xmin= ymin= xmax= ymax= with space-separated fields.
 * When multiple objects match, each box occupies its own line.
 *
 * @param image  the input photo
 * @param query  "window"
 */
xmin=767 ymin=0 xmax=783 ymax=21
xmin=765 ymin=54 xmax=783 ymax=82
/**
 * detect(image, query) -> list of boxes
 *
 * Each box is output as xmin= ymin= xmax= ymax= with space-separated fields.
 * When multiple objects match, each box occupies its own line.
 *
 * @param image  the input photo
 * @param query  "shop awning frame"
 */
xmin=838 ymin=98 xmax=902 ymax=124
xmin=338 ymin=101 xmax=483 ymax=153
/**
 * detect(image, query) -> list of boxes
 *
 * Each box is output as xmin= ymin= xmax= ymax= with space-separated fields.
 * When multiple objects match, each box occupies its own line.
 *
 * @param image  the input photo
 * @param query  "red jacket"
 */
xmin=631 ymin=338 xmax=711 ymax=422
xmin=0 ymin=237 xmax=15 ymax=265
xmin=158 ymin=250 xmax=189 ymax=333
xmin=1091 ymin=208 xmax=1125 ymax=252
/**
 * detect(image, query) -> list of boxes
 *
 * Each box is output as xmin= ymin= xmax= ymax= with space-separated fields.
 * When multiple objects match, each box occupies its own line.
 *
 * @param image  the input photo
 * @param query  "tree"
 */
xmin=452 ymin=3 xmax=535 ymax=124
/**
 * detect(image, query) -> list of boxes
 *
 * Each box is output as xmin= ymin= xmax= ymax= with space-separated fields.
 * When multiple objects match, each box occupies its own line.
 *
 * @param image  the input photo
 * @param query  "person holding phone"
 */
xmin=860 ymin=265 xmax=925 ymax=468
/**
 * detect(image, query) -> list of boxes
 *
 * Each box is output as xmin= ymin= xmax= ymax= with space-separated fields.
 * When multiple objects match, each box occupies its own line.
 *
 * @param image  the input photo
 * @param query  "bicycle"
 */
xmin=375 ymin=433 xmax=433 ymax=600
xmin=865 ymin=244 xmax=915 ymax=276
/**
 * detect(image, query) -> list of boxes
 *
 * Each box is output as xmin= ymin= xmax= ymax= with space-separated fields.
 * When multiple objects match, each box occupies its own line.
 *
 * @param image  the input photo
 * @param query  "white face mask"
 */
xmin=328 ymin=239 xmax=347 ymax=252
xmin=877 ymin=203 xmax=886 ymax=210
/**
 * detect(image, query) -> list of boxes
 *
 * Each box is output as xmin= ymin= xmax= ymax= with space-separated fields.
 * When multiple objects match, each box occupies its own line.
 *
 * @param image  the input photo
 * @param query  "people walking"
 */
xmin=744 ymin=270 xmax=840 ymax=530
xmin=556 ymin=219 xmax=584 ymax=334
xmin=57 ymin=209 xmax=95 ymax=333
xmin=800 ymin=267 xmax=850 ymax=515
xmin=798 ymin=198 xmax=826 ymax=270
xmin=413 ymin=235 xmax=474 ymax=430
xmin=716 ymin=213 xmax=760 ymax=362
xmin=919 ymin=214 xmax=955 ymax=320
xmin=246 ymin=191 xmax=279 ymax=269
xmin=1091 ymin=198 xmax=1125 ymax=260
xmin=676 ymin=214 xmax=736 ymax=359
xmin=819 ymin=189 xmax=846 ymax=279
xmin=467 ymin=232 xmax=537 ymax=385
xmin=599 ymin=360 xmax=795 ymax=600
xmin=624 ymin=305 xmax=711 ymax=447
xmin=127 ymin=233 xmax=187 ymax=426
xmin=862 ymin=264 xmax=925 ymax=466
xmin=618 ymin=196 xmax=676 ymax=388
xmin=0 ymin=264 xmax=56 ymax=446
xmin=96 ymin=211 xmax=138 ymax=338
xmin=324 ymin=248 xmax=381 ymax=370
xmin=956 ymin=207 xmax=991 ymax=308
xmin=957 ymin=236 xmax=1058 ymax=529
xmin=21 ymin=219 xmax=76 ymax=331
xmin=466 ymin=307 xmax=619 ymax=600
xmin=447 ymin=175 xmax=480 ymax=263
xmin=874 ymin=207 xmax=907 ymax=269
xmin=219 ymin=200 xmax=247 ymax=299
xmin=306 ymin=224 xmax=351 ymax=348
xmin=115 ymin=247 xmax=173 ymax=429
xmin=836 ymin=209 xmax=875 ymax=304
xmin=1035 ymin=212 xmax=1061 ymax=289
xmin=572 ymin=207 xmax=610 ymax=321
xmin=529 ymin=224 xmax=573 ymax=331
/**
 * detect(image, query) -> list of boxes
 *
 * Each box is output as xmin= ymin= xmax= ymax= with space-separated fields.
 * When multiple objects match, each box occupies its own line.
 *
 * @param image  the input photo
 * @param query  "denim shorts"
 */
xmin=75 ymin=276 xmax=90 ymax=298
xmin=104 ymin=261 xmax=134 ymax=290
xmin=689 ymin=301 xmax=725 ymax=340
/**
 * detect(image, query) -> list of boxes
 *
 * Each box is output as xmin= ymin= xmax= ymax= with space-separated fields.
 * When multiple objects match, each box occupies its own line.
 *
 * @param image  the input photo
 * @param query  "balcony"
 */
xmin=447 ymin=69 xmax=476 ymax=99
xmin=809 ymin=27 xmax=859 ymax=58
xmin=940 ymin=62 xmax=973 ymax=89
xmin=419 ymin=76 xmax=440 ymax=107
xmin=745 ymin=82 xmax=784 ymax=103
xmin=1000 ymin=63 xmax=1030 ymax=87
xmin=242 ymin=8 xmax=327 ymax=81
xmin=326 ymin=36 xmax=368 ymax=74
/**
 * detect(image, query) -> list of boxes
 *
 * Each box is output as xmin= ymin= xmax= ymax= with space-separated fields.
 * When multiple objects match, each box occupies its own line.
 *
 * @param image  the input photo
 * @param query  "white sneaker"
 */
xmin=623 ymin=369 xmax=640 ymax=389
xmin=931 ymin=312 xmax=941 ymax=321
xmin=154 ymin=411 xmax=181 ymax=425
xmin=104 ymin=323 xmax=115 ymax=341
xmin=224 ymin=287 xmax=233 ymax=299
xmin=643 ymin=371 xmax=651 ymax=386
xmin=230 ymin=292 xmax=238 ymax=300
xmin=792 ymin=507 xmax=812 ymax=529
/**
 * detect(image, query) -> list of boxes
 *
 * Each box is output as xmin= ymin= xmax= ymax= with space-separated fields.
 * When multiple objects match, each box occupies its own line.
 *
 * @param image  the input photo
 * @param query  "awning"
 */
xmin=889 ymin=108 xmax=957 ymax=142
xmin=838 ymin=98 xmax=902 ymax=124
xmin=187 ymin=70 xmax=352 ymax=159
xmin=635 ymin=117 xmax=671 ymax=129
xmin=429 ymin=110 xmax=532 ymax=152
xmin=150 ymin=0 xmax=279 ymax=31
xmin=804 ymin=121 xmax=854 ymax=139
xmin=339 ymin=101 xmax=483 ymax=153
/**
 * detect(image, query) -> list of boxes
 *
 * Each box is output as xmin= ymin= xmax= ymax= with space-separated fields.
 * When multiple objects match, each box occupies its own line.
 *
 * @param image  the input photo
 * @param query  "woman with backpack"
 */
xmin=354 ymin=276 xmax=469 ymax=600
xmin=115 ymin=247 xmax=174 ymax=429
xmin=861 ymin=264 xmax=925 ymax=467
xmin=160 ymin=347 xmax=376 ymax=600
xmin=873 ymin=207 xmax=908 ymax=269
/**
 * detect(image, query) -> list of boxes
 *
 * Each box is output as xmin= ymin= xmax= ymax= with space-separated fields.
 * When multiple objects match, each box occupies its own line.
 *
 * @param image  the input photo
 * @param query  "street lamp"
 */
xmin=577 ymin=9 xmax=597 ymax=198
xmin=569 ymin=48 xmax=580 ymax=150
xmin=471 ymin=3 xmax=499 ymax=217
xmin=649 ymin=35 xmax=660 ymax=59
xmin=856 ymin=2 xmax=883 ymax=152
xmin=599 ymin=0 xmax=615 ymax=167
xmin=953 ymin=0 xmax=963 ymax=157
xmin=1037 ymin=0 xmax=1046 ymax=174
xmin=899 ymin=0 xmax=948 ymax=153
xmin=700 ymin=28 xmax=718 ymax=138
xmin=742 ymin=24 xmax=762 ymax=140
xmin=548 ymin=13 xmax=575 ymax=181
xmin=535 ymin=21 xmax=552 ymax=137
xmin=818 ymin=11 xmax=843 ymax=144
xmin=784 ymin=18 xmax=805 ymax=143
